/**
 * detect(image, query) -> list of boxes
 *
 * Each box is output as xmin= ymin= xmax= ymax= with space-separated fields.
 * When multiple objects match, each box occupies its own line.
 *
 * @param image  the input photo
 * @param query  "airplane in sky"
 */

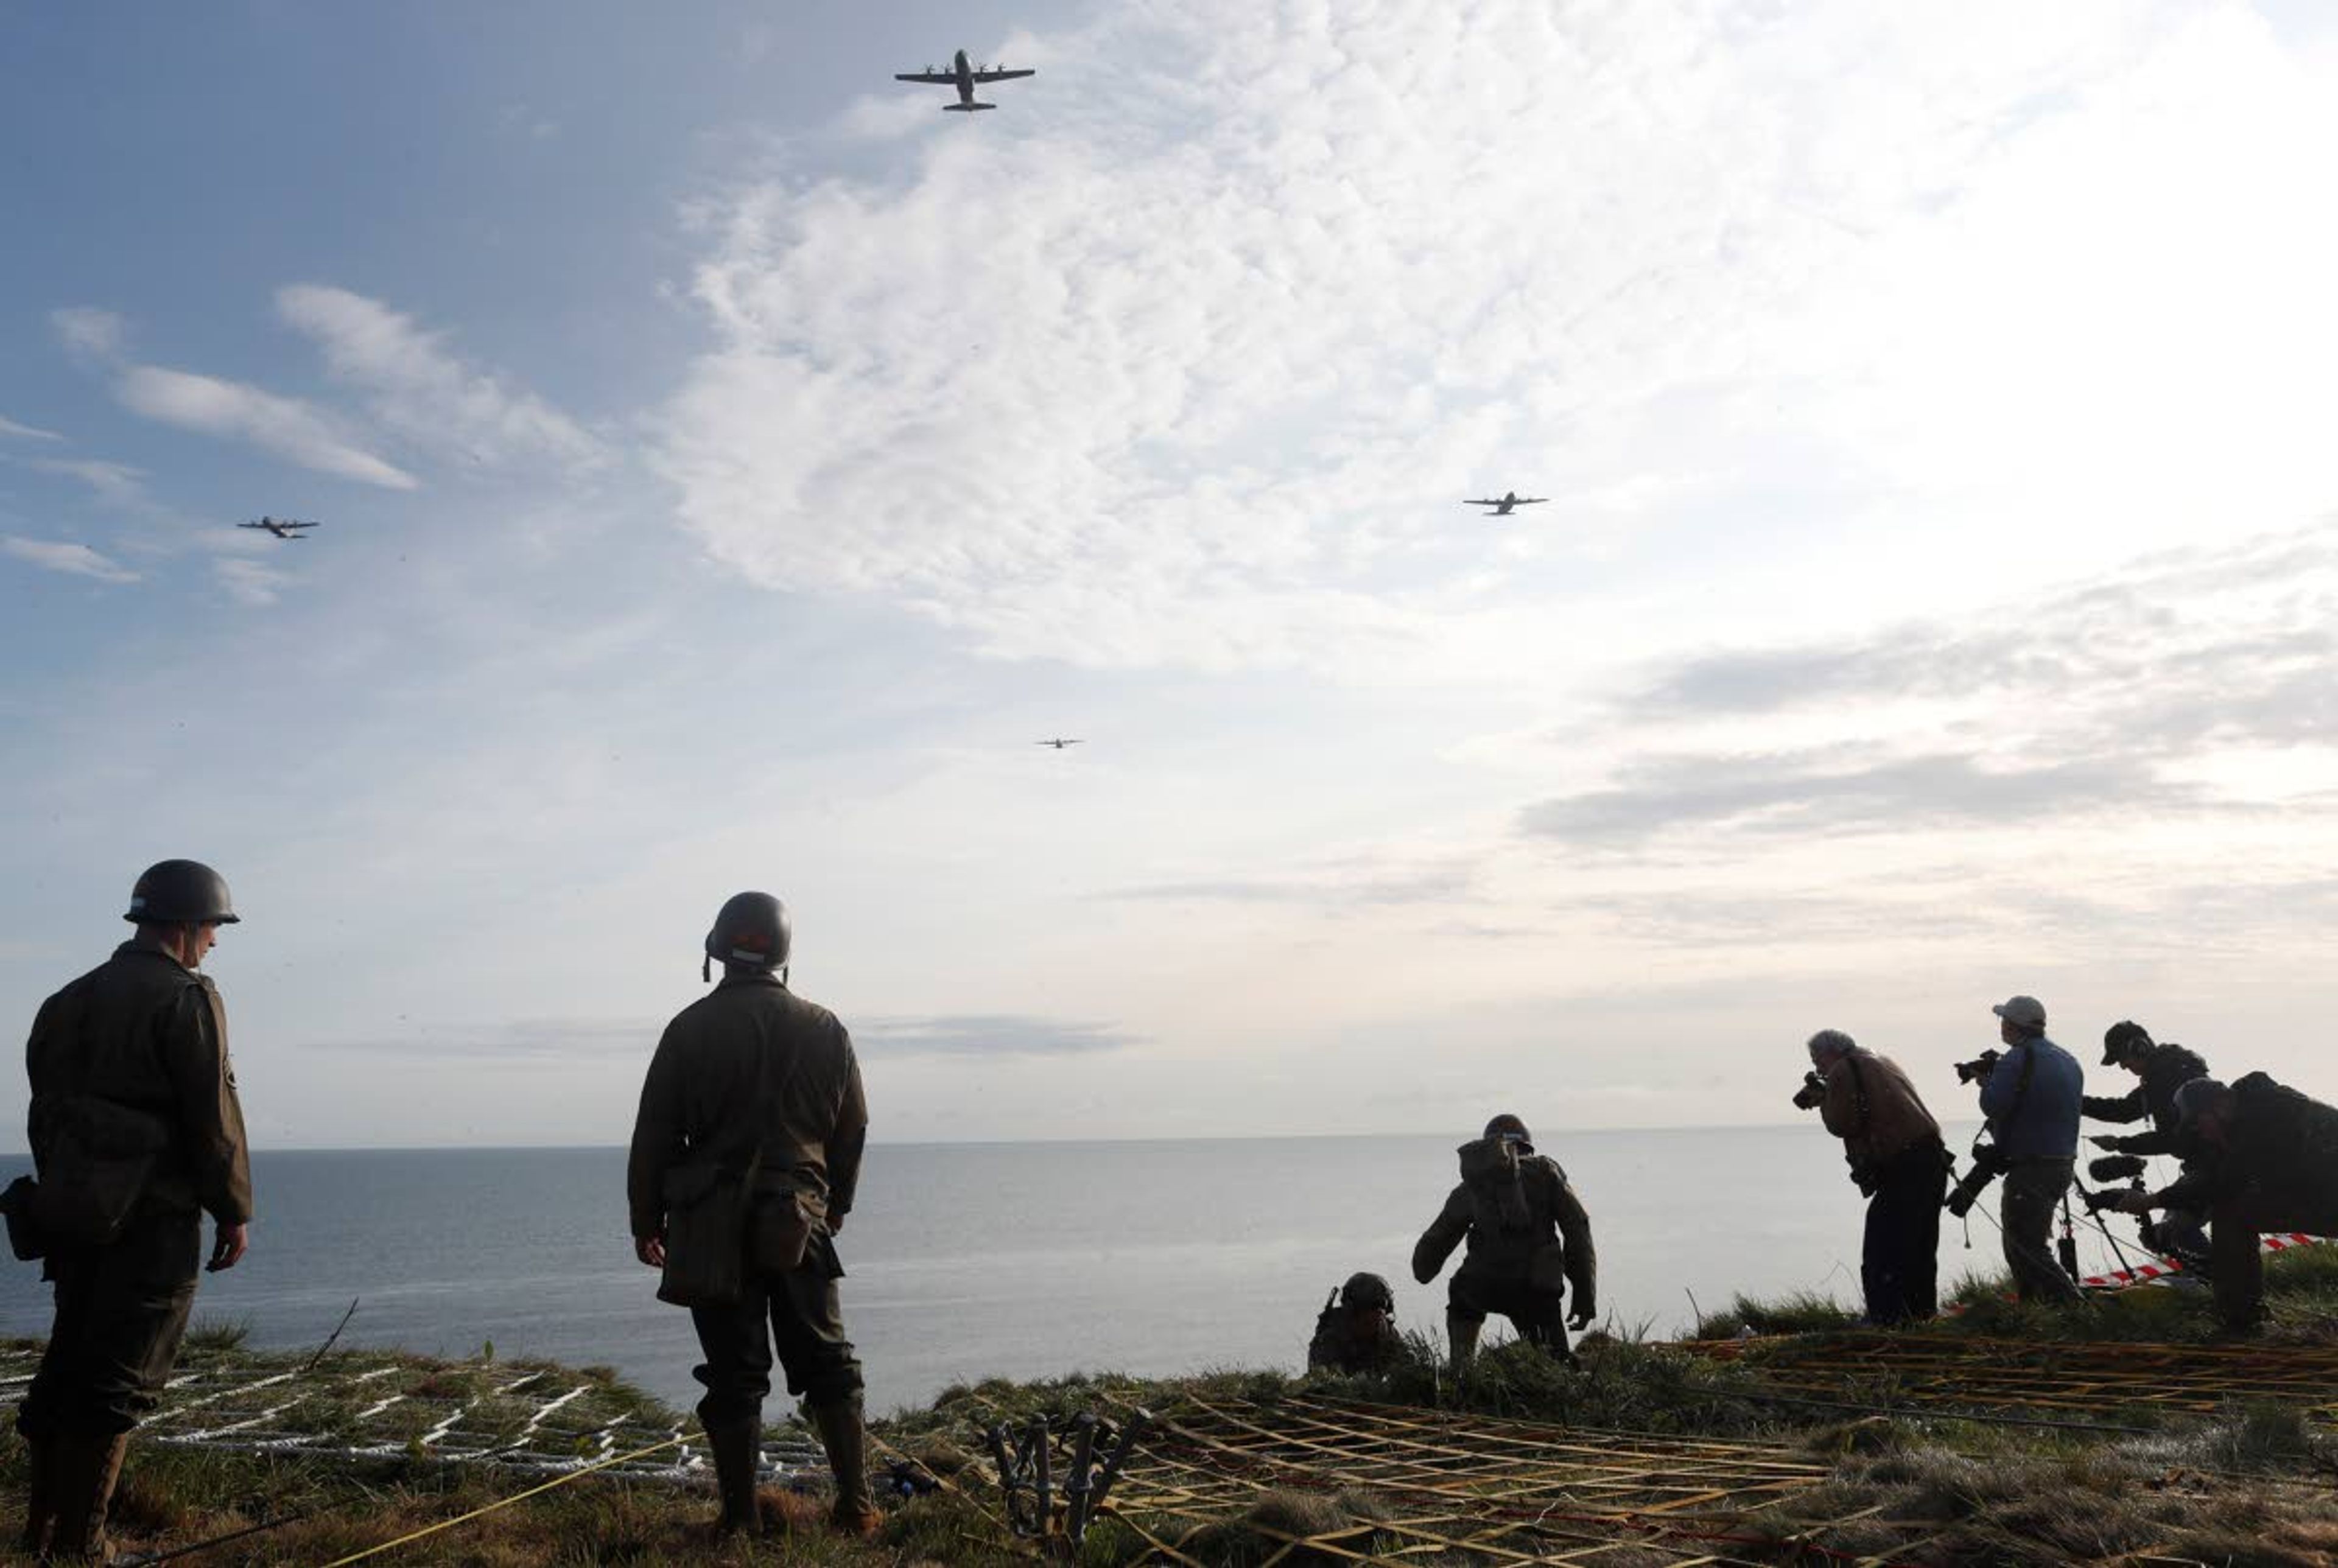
xmin=1464 ymin=492 xmax=1548 ymax=516
xmin=1034 ymin=738 xmax=1084 ymax=750
xmin=896 ymin=49 xmax=1035 ymax=112
xmin=239 ymin=516 xmax=319 ymax=539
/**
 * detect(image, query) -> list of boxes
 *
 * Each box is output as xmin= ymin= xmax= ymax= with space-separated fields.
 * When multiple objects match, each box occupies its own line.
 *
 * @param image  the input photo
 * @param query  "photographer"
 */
xmin=2101 ymin=1075 xmax=2338 ymax=1333
xmin=1971 ymin=995 xmax=2084 ymax=1304
xmin=2083 ymin=1020 xmax=2211 ymax=1262
xmin=1800 ymin=1030 xmax=1947 ymax=1323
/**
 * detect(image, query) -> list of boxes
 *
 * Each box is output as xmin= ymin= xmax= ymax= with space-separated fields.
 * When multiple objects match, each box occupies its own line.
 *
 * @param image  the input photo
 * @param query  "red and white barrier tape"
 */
xmin=1948 ymin=1233 xmax=2331 ymax=1310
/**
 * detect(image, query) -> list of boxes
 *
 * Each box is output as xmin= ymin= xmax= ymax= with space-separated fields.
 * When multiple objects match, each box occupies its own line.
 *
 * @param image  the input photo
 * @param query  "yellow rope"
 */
xmin=310 ymin=1434 xmax=687 ymax=1566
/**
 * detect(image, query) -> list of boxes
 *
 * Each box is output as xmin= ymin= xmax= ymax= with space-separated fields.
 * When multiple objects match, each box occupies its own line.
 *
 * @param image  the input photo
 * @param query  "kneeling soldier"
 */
xmin=1307 ymin=1272 xmax=1405 ymax=1374
xmin=628 ymin=892 xmax=876 ymax=1539
xmin=1411 ymin=1115 xmax=1596 ymax=1370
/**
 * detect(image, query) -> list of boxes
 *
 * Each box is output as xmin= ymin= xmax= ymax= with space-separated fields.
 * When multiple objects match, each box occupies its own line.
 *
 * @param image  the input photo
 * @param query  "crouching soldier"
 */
xmin=628 ymin=892 xmax=877 ymax=1540
xmin=2102 ymin=1074 xmax=2338 ymax=1334
xmin=1307 ymin=1272 xmax=1405 ymax=1374
xmin=1411 ymin=1115 xmax=1596 ymax=1371
xmin=10 ymin=861 xmax=253 ymax=1563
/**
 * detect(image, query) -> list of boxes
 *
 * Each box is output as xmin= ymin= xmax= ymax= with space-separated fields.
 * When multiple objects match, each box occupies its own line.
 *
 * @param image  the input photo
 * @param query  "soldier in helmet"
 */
xmin=10 ymin=861 xmax=253 ymax=1561
xmin=1411 ymin=1115 xmax=1596 ymax=1370
xmin=627 ymin=892 xmax=876 ymax=1540
xmin=1306 ymin=1272 xmax=1405 ymax=1374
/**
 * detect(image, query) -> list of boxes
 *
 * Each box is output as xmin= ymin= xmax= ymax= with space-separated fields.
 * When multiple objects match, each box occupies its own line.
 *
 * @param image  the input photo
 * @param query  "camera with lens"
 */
xmin=1945 ymin=1143 xmax=2007 ymax=1217
xmin=1792 ymin=1070 xmax=1828 ymax=1111
xmin=1953 ymin=1048 xmax=2004 ymax=1085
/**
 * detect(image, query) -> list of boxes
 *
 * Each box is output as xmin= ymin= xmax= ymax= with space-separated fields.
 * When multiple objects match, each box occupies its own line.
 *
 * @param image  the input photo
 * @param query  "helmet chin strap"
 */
xmin=702 ymin=953 xmax=712 ymax=983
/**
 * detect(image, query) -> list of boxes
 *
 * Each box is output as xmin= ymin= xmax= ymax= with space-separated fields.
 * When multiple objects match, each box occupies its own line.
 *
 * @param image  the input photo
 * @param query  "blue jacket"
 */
xmin=1979 ymin=1035 xmax=2082 ymax=1160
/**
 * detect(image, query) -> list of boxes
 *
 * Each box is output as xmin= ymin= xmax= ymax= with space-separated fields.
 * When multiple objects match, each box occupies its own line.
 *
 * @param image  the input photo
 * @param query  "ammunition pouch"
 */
xmin=1528 ymin=1241 xmax=1570 ymax=1297
xmin=747 ymin=1177 xmax=822 ymax=1276
xmin=1848 ymin=1159 xmax=1880 ymax=1198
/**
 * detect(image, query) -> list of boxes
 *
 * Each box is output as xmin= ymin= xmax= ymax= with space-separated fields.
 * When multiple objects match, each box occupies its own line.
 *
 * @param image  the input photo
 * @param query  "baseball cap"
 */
xmin=1992 ymin=995 xmax=2047 ymax=1030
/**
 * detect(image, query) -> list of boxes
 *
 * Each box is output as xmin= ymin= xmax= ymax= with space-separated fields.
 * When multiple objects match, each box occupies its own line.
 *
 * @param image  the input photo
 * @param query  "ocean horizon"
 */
xmin=2 ymin=1121 xmax=2075 ymax=1418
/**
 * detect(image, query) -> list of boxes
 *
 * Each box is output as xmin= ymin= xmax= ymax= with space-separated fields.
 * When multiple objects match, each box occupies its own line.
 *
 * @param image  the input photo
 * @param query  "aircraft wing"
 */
xmin=1463 ymin=499 xmax=1502 ymax=506
xmin=894 ymin=71 xmax=956 ymax=84
xmin=1514 ymin=498 xmax=1549 ymax=505
xmin=971 ymin=68 xmax=1035 ymax=82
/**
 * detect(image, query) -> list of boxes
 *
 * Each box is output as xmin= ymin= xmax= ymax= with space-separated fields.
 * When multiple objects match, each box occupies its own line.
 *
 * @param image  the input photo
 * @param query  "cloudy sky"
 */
xmin=4 ymin=0 xmax=2336 ymax=1150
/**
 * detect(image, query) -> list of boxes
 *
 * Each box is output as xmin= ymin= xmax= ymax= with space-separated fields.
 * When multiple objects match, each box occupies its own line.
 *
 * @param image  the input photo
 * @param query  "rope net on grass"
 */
xmin=1076 ymin=1393 xmax=1910 ymax=1566
xmin=0 ymin=1341 xmax=824 ymax=1485
xmin=1678 ymin=1332 xmax=2338 ymax=1422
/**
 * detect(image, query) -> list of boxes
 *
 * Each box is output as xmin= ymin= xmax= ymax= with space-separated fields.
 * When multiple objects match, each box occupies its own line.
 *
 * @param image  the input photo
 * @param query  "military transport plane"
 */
xmin=1464 ymin=492 xmax=1547 ymax=516
xmin=239 ymin=516 xmax=318 ymax=539
xmin=896 ymin=49 xmax=1034 ymax=111
xmin=1034 ymin=738 xmax=1084 ymax=750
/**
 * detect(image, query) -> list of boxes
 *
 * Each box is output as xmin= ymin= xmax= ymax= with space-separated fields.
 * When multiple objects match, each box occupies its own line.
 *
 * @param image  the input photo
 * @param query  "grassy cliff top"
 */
xmin=6 ymin=1248 xmax=2338 ymax=1564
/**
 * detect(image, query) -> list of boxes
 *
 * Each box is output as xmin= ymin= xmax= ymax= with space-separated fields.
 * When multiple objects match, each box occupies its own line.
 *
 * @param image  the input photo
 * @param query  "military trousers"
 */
xmin=689 ymin=1233 xmax=863 ymax=1424
xmin=1859 ymin=1138 xmax=1947 ymax=1323
xmin=2208 ymin=1194 xmax=2338 ymax=1331
xmin=17 ymin=1206 xmax=201 ymax=1438
xmin=1447 ymin=1272 xmax=1570 ymax=1356
xmin=1999 ymin=1157 xmax=2082 ymax=1304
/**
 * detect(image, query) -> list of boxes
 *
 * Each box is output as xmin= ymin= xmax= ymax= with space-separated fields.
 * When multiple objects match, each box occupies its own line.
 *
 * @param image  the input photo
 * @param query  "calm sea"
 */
xmin=1 ymin=1127 xmax=2026 ymax=1417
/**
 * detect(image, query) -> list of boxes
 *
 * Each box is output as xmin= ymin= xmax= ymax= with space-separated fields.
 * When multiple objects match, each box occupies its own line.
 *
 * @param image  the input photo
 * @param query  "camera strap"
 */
xmin=1844 ymin=1052 xmax=1872 ymax=1134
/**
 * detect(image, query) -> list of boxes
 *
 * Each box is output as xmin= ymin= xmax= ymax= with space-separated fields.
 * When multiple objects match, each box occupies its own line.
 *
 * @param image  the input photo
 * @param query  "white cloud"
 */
xmin=115 ymin=365 xmax=418 ymax=490
xmin=658 ymin=0 xmax=2338 ymax=679
xmin=276 ymin=284 xmax=600 ymax=470
xmin=2 ymin=536 xmax=139 ymax=583
xmin=49 ymin=307 xmax=127 ymax=364
xmin=211 ymin=556 xmax=293 ymax=606
xmin=25 ymin=457 xmax=150 ymax=509
xmin=0 ymin=415 xmax=63 ymax=443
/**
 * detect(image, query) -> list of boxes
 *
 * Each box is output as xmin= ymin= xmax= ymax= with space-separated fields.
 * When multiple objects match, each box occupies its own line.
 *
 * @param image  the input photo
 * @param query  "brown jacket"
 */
xmin=627 ymin=971 xmax=867 ymax=1242
xmin=24 ymin=938 xmax=253 ymax=1226
xmin=1820 ymin=1046 xmax=1940 ymax=1167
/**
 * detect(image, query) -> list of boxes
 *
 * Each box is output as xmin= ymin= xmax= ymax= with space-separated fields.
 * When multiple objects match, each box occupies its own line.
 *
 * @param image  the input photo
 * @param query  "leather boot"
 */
xmin=49 ymin=1430 xmax=130 ymax=1564
xmin=16 ymin=1433 xmax=56 ymax=1558
xmin=1447 ymin=1312 xmax=1481 ymax=1377
xmin=702 ymin=1416 xmax=763 ymax=1537
xmin=812 ymin=1395 xmax=880 ymax=1540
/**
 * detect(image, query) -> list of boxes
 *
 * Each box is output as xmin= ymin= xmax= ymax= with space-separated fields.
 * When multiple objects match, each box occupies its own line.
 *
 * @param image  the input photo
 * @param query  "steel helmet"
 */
xmin=704 ymin=891 xmax=790 ymax=973
xmin=124 ymin=860 xmax=239 ymax=925
xmin=1339 ymin=1272 xmax=1395 ymax=1313
xmin=1483 ymin=1113 xmax=1533 ymax=1151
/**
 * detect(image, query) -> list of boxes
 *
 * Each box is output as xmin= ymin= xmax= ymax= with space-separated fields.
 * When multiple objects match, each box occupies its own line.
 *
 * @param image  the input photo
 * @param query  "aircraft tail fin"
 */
xmin=944 ymin=100 xmax=996 ymax=111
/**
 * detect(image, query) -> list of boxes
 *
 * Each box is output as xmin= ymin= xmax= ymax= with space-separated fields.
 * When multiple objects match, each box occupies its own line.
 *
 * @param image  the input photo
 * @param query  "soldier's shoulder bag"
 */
xmin=12 ymin=1094 xmax=174 ymax=1256
xmin=657 ymin=1155 xmax=755 ymax=1308
xmin=2 ymin=1175 xmax=46 ymax=1261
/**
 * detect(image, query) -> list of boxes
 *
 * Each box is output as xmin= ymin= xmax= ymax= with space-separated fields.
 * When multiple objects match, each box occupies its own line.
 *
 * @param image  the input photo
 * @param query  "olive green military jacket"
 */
xmin=1411 ymin=1138 xmax=1596 ymax=1312
xmin=24 ymin=938 xmax=254 ymax=1226
xmin=626 ymin=972 xmax=868 ymax=1244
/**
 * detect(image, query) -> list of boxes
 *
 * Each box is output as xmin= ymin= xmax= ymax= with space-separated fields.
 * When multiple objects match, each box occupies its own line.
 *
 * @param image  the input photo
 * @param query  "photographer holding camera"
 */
xmin=1969 ymin=995 xmax=2085 ymax=1304
xmin=2083 ymin=1021 xmax=2212 ymax=1263
xmin=1800 ymin=1030 xmax=1948 ymax=1323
